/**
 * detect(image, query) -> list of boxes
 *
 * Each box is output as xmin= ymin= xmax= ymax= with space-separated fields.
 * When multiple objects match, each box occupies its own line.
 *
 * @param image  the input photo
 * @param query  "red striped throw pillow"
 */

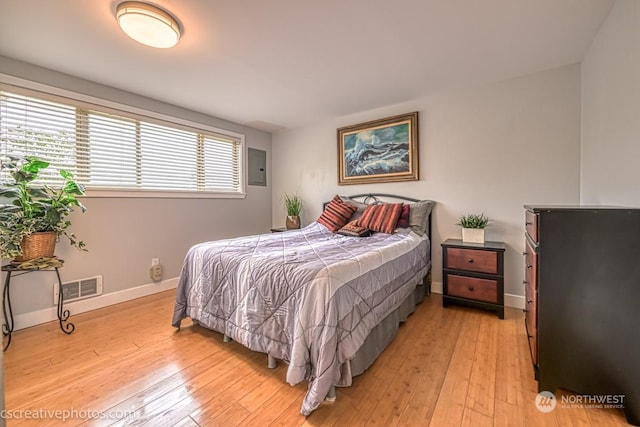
xmin=356 ymin=203 xmax=403 ymax=234
xmin=317 ymin=195 xmax=357 ymax=232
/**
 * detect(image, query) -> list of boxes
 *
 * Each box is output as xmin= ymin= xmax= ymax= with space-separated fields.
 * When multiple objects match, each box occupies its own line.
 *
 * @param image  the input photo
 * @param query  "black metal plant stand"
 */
xmin=2 ymin=262 xmax=75 ymax=351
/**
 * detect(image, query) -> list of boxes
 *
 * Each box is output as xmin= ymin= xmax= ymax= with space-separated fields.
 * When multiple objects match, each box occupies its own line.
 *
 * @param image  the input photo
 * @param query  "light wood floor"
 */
xmin=3 ymin=291 xmax=631 ymax=426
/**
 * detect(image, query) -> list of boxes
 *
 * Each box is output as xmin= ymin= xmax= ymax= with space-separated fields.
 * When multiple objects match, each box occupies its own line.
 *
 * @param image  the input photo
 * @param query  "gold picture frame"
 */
xmin=337 ymin=112 xmax=419 ymax=185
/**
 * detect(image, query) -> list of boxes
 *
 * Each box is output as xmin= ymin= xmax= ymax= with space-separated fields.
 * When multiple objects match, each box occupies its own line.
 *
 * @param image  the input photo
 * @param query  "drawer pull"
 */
xmin=527 ymin=299 xmax=533 ymax=304
xmin=468 ymin=286 xmax=474 ymax=291
xmin=525 ymin=221 xmax=533 ymax=225
xmin=527 ymin=265 xmax=533 ymax=269
xmin=467 ymin=258 xmax=474 ymax=263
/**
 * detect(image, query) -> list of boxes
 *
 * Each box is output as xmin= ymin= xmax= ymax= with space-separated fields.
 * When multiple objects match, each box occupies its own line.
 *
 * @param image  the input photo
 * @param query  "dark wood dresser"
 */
xmin=441 ymin=239 xmax=505 ymax=319
xmin=523 ymin=205 xmax=640 ymax=425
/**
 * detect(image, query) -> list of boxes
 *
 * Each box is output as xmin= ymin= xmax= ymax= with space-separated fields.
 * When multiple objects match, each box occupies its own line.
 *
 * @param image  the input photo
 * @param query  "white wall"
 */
xmin=1 ymin=57 xmax=272 ymax=321
xmin=581 ymin=0 xmax=640 ymax=206
xmin=272 ymin=65 xmax=582 ymax=304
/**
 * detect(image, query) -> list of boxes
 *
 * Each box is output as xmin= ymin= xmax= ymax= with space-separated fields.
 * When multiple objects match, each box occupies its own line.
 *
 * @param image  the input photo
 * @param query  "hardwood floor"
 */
xmin=3 ymin=291 xmax=631 ymax=426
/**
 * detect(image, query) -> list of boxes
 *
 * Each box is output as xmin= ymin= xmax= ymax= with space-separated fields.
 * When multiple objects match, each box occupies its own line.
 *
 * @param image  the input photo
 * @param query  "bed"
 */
xmin=172 ymin=194 xmax=434 ymax=416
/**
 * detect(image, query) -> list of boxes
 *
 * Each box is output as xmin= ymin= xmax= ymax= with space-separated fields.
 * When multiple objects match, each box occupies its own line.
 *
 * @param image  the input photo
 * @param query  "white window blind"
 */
xmin=0 ymin=87 xmax=244 ymax=195
xmin=0 ymin=93 xmax=77 ymax=185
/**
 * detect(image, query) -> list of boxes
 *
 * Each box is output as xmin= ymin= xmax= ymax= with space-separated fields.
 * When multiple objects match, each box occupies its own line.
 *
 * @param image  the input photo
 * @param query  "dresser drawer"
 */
xmin=526 ymin=321 xmax=538 ymax=365
xmin=445 ymin=247 xmax=498 ymax=274
xmin=525 ymin=280 xmax=538 ymax=365
xmin=525 ymin=210 xmax=539 ymax=243
xmin=524 ymin=238 xmax=538 ymax=291
xmin=446 ymin=274 xmax=498 ymax=303
xmin=525 ymin=279 xmax=537 ymax=329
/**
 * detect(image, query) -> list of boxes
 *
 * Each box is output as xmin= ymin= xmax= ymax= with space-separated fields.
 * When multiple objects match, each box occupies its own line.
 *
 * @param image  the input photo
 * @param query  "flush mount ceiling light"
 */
xmin=116 ymin=1 xmax=181 ymax=48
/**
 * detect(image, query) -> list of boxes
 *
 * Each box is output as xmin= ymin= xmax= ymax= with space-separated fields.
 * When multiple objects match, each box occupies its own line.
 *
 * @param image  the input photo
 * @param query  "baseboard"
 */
xmin=13 ymin=277 xmax=179 ymax=331
xmin=504 ymin=293 xmax=525 ymax=309
xmin=430 ymin=281 xmax=525 ymax=309
xmin=431 ymin=280 xmax=443 ymax=294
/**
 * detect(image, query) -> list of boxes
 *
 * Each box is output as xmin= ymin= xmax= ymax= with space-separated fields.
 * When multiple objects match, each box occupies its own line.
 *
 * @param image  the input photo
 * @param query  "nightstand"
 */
xmin=270 ymin=227 xmax=287 ymax=233
xmin=441 ymin=238 xmax=505 ymax=319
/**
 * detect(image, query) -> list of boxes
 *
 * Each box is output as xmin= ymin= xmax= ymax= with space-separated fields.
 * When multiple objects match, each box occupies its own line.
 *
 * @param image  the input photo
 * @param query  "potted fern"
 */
xmin=457 ymin=213 xmax=489 ymax=244
xmin=0 ymin=155 xmax=87 ymax=262
xmin=284 ymin=193 xmax=303 ymax=229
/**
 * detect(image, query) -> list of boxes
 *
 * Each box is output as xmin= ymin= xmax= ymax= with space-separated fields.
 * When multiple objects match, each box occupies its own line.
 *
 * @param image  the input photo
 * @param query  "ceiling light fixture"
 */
xmin=116 ymin=1 xmax=181 ymax=48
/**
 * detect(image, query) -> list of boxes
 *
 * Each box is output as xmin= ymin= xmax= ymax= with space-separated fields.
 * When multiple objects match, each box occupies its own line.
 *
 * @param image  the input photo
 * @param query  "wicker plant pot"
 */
xmin=14 ymin=231 xmax=57 ymax=262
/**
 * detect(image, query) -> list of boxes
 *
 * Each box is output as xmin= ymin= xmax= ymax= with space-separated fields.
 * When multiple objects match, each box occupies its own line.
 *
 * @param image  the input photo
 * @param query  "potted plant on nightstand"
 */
xmin=458 ymin=213 xmax=489 ymax=244
xmin=0 ymin=155 xmax=87 ymax=264
xmin=284 ymin=193 xmax=303 ymax=229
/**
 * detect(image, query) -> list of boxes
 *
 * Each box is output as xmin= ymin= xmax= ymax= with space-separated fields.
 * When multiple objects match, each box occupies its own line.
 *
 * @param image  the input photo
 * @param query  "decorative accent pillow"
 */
xmin=356 ymin=203 xmax=403 ymax=234
xmin=317 ymin=195 xmax=357 ymax=232
xmin=396 ymin=204 xmax=411 ymax=228
xmin=408 ymin=200 xmax=435 ymax=236
xmin=337 ymin=220 xmax=372 ymax=237
xmin=339 ymin=196 xmax=368 ymax=221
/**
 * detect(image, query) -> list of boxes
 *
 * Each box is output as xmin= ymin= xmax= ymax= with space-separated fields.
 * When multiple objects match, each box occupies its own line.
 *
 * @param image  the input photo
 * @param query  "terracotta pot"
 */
xmin=286 ymin=215 xmax=301 ymax=229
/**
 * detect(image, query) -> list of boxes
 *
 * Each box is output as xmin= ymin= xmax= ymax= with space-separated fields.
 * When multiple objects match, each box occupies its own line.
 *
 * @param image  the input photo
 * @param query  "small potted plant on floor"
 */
xmin=0 ymin=155 xmax=87 ymax=263
xmin=457 ymin=213 xmax=489 ymax=244
xmin=284 ymin=193 xmax=303 ymax=229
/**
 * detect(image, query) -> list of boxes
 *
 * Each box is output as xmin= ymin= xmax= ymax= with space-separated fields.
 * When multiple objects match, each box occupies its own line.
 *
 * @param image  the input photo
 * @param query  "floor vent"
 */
xmin=54 ymin=275 xmax=103 ymax=304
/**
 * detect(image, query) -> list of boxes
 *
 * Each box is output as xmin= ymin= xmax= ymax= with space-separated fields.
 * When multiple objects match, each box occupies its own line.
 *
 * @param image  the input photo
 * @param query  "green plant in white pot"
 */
xmin=0 ymin=155 xmax=87 ymax=263
xmin=457 ymin=213 xmax=489 ymax=244
xmin=284 ymin=193 xmax=303 ymax=229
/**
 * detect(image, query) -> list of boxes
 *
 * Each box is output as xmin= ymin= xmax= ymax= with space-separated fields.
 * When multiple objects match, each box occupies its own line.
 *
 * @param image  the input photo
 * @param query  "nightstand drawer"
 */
xmin=446 ymin=274 xmax=498 ymax=303
xmin=445 ymin=247 xmax=498 ymax=274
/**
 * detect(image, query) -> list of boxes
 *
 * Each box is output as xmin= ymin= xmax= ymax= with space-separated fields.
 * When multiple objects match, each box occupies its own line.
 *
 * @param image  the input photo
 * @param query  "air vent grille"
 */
xmin=54 ymin=276 xmax=103 ymax=304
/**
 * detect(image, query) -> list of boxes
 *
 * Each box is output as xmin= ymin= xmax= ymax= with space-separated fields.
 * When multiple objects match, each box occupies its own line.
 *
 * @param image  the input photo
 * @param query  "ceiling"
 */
xmin=0 ymin=0 xmax=614 ymax=133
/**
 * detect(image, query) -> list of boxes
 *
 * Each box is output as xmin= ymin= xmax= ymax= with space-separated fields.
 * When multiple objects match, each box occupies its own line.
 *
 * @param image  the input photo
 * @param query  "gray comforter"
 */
xmin=172 ymin=222 xmax=430 ymax=416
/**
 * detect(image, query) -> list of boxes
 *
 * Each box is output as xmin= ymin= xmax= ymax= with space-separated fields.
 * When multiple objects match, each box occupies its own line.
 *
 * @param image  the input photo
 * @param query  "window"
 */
xmin=0 ymin=86 xmax=244 ymax=196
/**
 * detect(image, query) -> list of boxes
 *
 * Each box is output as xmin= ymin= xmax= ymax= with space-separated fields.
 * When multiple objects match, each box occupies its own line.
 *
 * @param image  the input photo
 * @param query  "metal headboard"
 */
xmin=322 ymin=193 xmax=420 ymax=210
xmin=343 ymin=193 xmax=421 ymax=204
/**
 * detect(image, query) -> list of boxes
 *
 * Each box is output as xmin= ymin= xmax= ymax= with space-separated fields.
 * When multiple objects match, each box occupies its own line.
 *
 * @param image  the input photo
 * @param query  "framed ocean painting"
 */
xmin=337 ymin=112 xmax=419 ymax=185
